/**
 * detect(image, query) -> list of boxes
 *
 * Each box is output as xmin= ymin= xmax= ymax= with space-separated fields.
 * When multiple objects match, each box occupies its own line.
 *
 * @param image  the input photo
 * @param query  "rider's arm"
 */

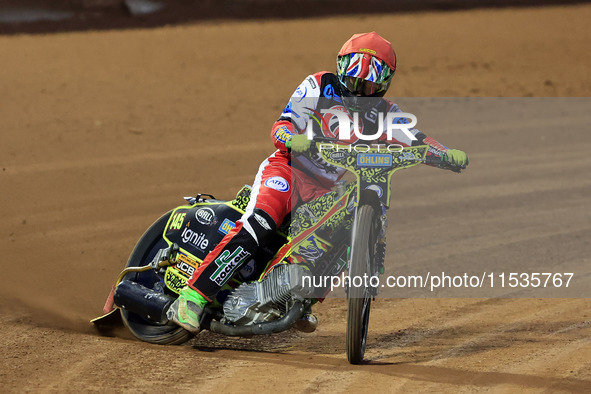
xmin=271 ymin=121 xmax=294 ymax=152
xmin=271 ymin=73 xmax=323 ymax=152
xmin=378 ymin=101 xmax=451 ymax=161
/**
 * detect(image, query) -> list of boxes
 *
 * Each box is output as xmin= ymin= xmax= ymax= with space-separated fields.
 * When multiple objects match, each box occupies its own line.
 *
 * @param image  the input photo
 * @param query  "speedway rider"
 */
xmin=167 ymin=32 xmax=469 ymax=333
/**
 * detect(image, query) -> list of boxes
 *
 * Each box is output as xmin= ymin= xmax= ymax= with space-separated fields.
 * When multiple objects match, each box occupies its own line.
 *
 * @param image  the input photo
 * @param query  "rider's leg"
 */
xmin=167 ymin=152 xmax=293 ymax=333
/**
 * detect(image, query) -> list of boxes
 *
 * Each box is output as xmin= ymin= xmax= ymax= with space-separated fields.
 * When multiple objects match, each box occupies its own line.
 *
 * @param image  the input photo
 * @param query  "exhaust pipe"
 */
xmin=113 ymin=280 xmax=174 ymax=323
xmin=114 ymin=281 xmax=306 ymax=336
xmin=204 ymin=301 xmax=305 ymax=336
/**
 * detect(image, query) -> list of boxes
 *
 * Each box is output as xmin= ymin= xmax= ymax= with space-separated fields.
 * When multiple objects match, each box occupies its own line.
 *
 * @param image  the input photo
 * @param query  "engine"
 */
xmin=222 ymin=264 xmax=311 ymax=325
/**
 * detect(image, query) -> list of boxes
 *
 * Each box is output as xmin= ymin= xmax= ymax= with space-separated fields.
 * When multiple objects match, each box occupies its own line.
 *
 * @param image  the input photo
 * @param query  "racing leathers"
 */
xmin=185 ymin=71 xmax=453 ymax=303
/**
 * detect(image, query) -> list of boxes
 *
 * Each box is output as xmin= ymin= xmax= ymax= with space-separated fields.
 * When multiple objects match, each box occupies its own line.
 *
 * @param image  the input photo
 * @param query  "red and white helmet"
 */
xmin=337 ymin=32 xmax=397 ymax=97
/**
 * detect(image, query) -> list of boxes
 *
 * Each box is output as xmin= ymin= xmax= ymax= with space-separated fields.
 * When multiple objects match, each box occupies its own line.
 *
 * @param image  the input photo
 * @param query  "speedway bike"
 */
xmin=93 ymin=138 xmax=463 ymax=364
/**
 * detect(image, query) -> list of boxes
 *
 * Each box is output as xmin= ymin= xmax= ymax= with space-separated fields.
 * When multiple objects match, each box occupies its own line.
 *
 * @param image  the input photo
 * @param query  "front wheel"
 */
xmin=120 ymin=211 xmax=193 ymax=345
xmin=346 ymin=204 xmax=379 ymax=364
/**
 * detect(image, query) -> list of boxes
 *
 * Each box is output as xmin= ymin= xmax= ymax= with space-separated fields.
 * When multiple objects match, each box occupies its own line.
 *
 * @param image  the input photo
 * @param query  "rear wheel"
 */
xmin=120 ymin=211 xmax=193 ymax=345
xmin=346 ymin=204 xmax=379 ymax=364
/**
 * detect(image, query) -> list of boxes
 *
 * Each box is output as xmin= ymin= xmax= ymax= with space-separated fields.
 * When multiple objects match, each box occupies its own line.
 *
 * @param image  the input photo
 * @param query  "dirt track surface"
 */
xmin=1 ymin=4 xmax=591 ymax=392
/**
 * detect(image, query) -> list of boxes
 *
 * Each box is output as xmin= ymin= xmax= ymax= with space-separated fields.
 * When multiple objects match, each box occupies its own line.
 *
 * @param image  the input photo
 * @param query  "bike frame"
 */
xmin=258 ymin=143 xmax=430 ymax=298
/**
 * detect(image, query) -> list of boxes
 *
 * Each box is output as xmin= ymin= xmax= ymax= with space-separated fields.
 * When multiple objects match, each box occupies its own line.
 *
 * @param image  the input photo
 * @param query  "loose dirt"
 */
xmin=1 ymin=4 xmax=590 ymax=392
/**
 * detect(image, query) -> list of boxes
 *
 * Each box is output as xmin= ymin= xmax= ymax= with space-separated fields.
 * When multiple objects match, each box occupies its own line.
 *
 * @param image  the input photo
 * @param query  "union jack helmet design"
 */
xmin=338 ymin=52 xmax=394 ymax=84
xmin=336 ymin=32 xmax=396 ymax=97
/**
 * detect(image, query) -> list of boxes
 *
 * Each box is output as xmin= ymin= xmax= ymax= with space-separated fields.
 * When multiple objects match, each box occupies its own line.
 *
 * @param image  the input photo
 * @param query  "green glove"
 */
xmin=443 ymin=149 xmax=469 ymax=166
xmin=286 ymin=134 xmax=312 ymax=153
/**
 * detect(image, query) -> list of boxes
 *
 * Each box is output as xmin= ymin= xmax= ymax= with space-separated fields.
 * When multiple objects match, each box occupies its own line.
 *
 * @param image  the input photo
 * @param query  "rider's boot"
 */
xmin=166 ymin=286 xmax=208 ymax=334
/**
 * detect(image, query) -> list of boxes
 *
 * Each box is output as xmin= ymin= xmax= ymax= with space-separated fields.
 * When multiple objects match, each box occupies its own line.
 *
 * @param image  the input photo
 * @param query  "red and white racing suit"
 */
xmin=186 ymin=71 xmax=450 ymax=302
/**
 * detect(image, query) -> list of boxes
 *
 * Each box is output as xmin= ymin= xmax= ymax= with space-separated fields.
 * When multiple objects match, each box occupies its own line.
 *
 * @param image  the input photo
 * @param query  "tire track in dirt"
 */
xmin=350 ymin=299 xmax=591 ymax=391
xmin=2 ymin=4 xmax=591 ymax=392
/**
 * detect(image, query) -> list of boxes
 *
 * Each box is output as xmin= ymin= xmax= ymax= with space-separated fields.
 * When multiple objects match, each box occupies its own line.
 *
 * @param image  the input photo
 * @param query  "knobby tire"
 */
xmin=120 ymin=211 xmax=193 ymax=345
xmin=346 ymin=204 xmax=378 ymax=364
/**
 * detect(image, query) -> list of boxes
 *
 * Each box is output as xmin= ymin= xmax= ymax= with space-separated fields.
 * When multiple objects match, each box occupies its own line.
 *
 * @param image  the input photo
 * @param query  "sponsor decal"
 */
xmin=264 ymin=176 xmax=290 ymax=192
xmin=239 ymin=259 xmax=257 ymax=280
xmin=297 ymin=235 xmax=330 ymax=262
xmin=177 ymin=251 xmax=199 ymax=266
xmin=274 ymin=126 xmax=292 ymax=144
xmin=393 ymin=116 xmax=411 ymax=124
xmin=181 ymin=227 xmax=209 ymax=251
xmin=365 ymin=184 xmax=384 ymax=198
xmin=329 ymin=151 xmax=347 ymax=161
xmin=169 ymin=212 xmax=186 ymax=231
xmin=357 ymin=153 xmax=393 ymax=168
xmin=218 ymin=218 xmax=236 ymax=235
xmin=359 ymin=48 xmax=377 ymax=55
xmin=323 ymin=84 xmax=336 ymax=98
xmin=254 ymin=213 xmax=272 ymax=231
xmin=283 ymin=101 xmax=292 ymax=114
xmin=195 ymin=207 xmax=215 ymax=226
xmin=401 ymin=151 xmax=419 ymax=161
xmin=306 ymin=76 xmax=317 ymax=89
xmin=175 ymin=252 xmax=200 ymax=277
xmin=210 ymin=246 xmax=251 ymax=285
xmin=294 ymin=85 xmax=307 ymax=102
xmin=176 ymin=260 xmax=196 ymax=277
xmin=364 ymin=108 xmax=379 ymax=123
xmin=283 ymin=101 xmax=300 ymax=119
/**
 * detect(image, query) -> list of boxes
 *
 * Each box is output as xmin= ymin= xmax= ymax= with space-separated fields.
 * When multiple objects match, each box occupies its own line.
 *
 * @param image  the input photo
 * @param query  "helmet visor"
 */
xmin=344 ymin=76 xmax=389 ymax=97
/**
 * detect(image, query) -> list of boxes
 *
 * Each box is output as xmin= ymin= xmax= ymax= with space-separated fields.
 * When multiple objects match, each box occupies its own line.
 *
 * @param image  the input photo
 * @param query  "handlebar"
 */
xmin=424 ymin=155 xmax=465 ymax=173
xmin=310 ymin=137 xmax=465 ymax=173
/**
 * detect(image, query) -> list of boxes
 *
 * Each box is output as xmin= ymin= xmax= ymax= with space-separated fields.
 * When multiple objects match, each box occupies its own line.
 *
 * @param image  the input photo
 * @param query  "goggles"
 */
xmin=344 ymin=76 xmax=389 ymax=97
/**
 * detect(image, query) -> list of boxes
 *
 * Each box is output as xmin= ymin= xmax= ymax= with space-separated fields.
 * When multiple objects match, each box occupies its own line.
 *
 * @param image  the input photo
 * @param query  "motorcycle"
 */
xmin=93 ymin=138 xmax=464 ymax=364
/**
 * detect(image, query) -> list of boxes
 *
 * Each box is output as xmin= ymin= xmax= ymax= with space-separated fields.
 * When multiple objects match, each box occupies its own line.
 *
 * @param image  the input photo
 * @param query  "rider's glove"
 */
xmin=443 ymin=149 xmax=469 ymax=166
xmin=286 ymin=134 xmax=312 ymax=153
